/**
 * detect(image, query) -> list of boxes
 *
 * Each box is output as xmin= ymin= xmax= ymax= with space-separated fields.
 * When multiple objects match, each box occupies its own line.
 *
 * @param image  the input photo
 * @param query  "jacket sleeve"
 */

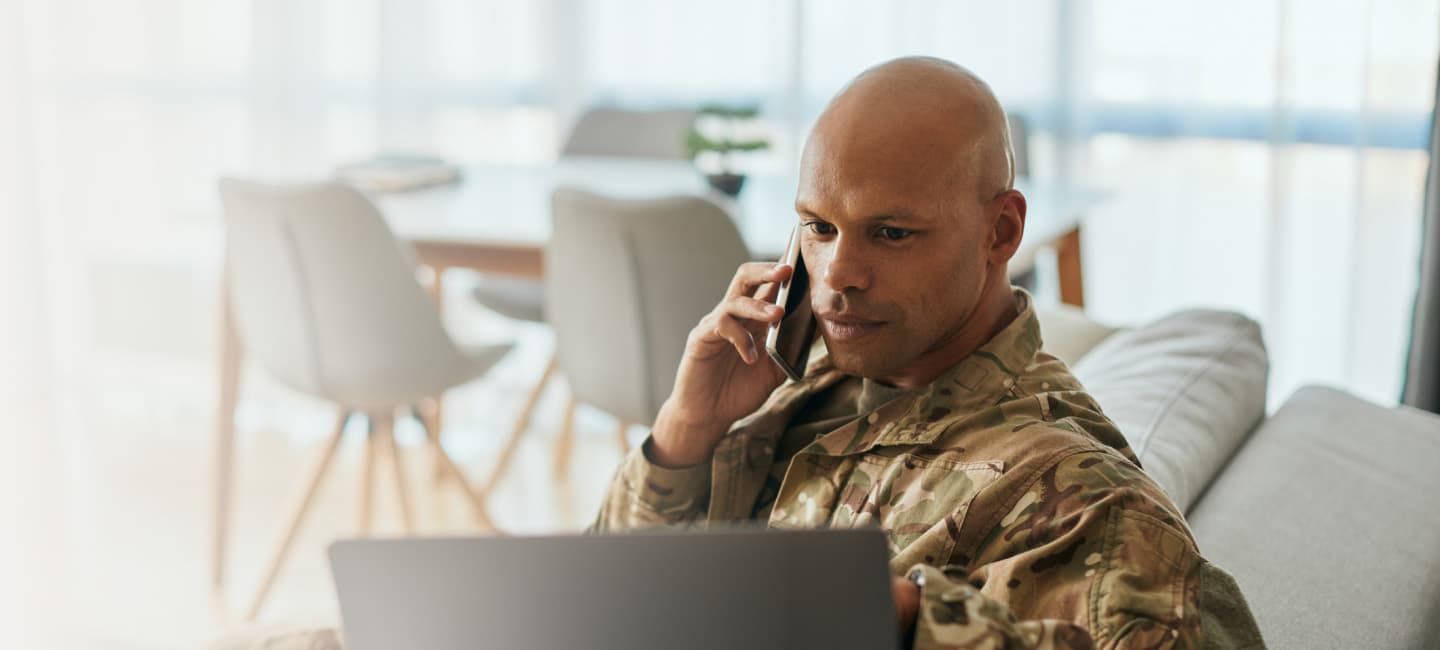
xmin=589 ymin=435 xmax=713 ymax=532
xmin=905 ymin=449 xmax=1264 ymax=649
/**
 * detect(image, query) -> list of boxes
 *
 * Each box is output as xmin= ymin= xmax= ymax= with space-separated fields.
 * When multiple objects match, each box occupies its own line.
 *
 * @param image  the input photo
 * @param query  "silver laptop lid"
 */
xmin=330 ymin=527 xmax=897 ymax=650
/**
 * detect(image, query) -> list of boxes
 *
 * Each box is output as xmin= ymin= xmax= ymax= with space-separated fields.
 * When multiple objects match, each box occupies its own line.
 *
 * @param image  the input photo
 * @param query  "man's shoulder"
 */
xmin=918 ymin=356 xmax=1132 ymax=464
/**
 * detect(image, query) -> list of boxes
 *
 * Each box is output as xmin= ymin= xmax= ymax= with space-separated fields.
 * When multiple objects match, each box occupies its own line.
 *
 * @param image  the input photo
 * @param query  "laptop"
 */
xmin=329 ymin=527 xmax=898 ymax=650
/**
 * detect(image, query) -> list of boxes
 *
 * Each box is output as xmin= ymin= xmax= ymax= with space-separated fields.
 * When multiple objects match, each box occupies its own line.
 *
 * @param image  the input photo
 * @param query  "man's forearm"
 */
xmin=647 ymin=400 xmax=731 ymax=469
xmin=590 ymin=429 xmax=716 ymax=533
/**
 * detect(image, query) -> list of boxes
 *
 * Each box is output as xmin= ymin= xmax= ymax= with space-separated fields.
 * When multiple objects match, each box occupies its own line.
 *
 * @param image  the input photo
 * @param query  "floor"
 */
xmin=2 ymin=296 xmax=635 ymax=649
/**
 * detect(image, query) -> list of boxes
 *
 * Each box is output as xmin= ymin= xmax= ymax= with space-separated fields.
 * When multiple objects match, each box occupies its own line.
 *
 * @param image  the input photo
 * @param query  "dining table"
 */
xmin=374 ymin=157 xmax=1096 ymax=295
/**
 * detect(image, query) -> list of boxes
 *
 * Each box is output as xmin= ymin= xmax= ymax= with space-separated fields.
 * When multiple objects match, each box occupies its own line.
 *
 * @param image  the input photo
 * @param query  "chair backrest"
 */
xmin=546 ymin=187 xmax=750 ymax=425
xmin=560 ymin=107 xmax=697 ymax=159
xmin=1007 ymin=113 xmax=1030 ymax=178
xmin=216 ymin=178 xmax=461 ymax=405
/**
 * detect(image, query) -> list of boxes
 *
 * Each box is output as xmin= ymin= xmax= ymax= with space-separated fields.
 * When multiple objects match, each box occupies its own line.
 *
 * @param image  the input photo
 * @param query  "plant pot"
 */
xmin=705 ymin=173 xmax=746 ymax=197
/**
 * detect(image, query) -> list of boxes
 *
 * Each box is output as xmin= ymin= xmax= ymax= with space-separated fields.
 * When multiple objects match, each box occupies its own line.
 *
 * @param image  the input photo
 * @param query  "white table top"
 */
xmin=380 ymin=157 xmax=1103 ymax=260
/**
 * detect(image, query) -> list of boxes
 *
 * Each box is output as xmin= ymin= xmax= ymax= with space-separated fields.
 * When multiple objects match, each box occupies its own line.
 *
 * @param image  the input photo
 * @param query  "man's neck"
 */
xmin=874 ymin=284 xmax=1019 ymax=391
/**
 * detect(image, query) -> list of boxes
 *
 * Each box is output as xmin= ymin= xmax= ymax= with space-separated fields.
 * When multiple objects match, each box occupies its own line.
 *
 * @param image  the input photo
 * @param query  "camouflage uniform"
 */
xmin=593 ymin=289 xmax=1265 ymax=649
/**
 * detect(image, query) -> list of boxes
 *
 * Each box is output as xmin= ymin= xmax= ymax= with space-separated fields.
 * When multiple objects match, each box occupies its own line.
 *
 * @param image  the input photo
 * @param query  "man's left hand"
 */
xmin=892 ymin=575 xmax=921 ymax=642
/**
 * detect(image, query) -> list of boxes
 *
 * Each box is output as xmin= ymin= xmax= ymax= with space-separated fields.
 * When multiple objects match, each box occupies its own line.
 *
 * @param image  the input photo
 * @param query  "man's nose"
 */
xmin=818 ymin=235 xmax=872 ymax=293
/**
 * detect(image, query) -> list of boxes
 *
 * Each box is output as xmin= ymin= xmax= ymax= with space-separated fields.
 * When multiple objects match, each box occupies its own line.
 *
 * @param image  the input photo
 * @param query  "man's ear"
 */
xmin=987 ymin=189 xmax=1027 ymax=265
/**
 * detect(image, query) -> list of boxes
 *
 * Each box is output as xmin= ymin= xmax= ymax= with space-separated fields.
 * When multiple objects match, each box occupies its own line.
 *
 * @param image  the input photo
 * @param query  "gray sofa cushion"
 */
xmin=1071 ymin=309 xmax=1269 ymax=512
xmin=1037 ymin=304 xmax=1121 ymax=367
xmin=1186 ymin=386 xmax=1440 ymax=650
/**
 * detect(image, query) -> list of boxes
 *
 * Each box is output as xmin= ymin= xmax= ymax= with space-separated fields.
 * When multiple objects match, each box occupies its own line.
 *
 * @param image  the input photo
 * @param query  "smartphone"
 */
xmin=765 ymin=225 xmax=818 ymax=382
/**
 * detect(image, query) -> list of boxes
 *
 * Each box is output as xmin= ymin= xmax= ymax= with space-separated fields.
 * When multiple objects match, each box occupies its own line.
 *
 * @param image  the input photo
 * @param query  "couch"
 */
xmin=1043 ymin=305 xmax=1440 ymax=650
xmin=212 ymin=305 xmax=1440 ymax=649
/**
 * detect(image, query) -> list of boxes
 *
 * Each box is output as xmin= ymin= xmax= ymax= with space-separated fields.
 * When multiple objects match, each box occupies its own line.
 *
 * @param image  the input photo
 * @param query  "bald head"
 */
xmin=803 ymin=57 xmax=1015 ymax=203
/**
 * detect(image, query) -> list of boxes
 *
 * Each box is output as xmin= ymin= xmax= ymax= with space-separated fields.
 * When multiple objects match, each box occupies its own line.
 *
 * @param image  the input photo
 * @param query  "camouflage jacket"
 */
xmin=593 ymin=290 xmax=1265 ymax=649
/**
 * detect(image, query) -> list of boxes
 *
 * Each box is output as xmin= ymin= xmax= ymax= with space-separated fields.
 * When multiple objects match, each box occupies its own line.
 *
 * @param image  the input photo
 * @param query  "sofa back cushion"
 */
xmin=1036 ymin=304 xmax=1121 ymax=367
xmin=1069 ymin=309 xmax=1269 ymax=512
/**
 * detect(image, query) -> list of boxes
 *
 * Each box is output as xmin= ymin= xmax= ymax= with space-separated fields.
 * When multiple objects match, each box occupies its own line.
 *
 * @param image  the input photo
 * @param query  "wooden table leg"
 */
xmin=424 ymin=265 xmax=447 ymax=476
xmin=1056 ymin=226 xmax=1086 ymax=308
xmin=213 ymin=266 xmax=242 ymax=619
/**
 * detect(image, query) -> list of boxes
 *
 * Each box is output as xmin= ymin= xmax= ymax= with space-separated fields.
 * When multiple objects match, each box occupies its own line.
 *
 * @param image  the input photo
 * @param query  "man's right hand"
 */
xmin=648 ymin=262 xmax=795 ymax=468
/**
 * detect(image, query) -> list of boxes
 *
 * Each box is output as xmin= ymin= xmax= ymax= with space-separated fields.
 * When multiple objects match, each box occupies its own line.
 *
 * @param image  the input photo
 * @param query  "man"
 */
xmin=592 ymin=57 xmax=1265 ymax=649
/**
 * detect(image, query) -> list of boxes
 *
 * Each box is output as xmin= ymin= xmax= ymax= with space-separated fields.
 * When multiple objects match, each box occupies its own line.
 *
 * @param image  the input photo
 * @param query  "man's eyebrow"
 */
xmin=796 ymin=206 xmax=921 ymax=222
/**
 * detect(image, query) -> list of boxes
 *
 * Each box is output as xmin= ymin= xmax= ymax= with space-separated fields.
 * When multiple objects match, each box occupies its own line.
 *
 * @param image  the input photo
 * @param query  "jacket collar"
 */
xmin=802 ymin=287 xmax=1043 ymax=457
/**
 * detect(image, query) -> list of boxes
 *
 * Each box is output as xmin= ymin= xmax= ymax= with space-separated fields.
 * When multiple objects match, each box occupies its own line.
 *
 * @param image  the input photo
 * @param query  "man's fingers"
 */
xmin=700 ymin=262 xmax=796 ymax=364
xmin=723 ymin=296 xmax=784 ymax=324
xmin=725 ymin=262 xmax=793 ymax=300
xmin=891 ymin=576 xmax=921 ymax=636
xmin=711 ymin=315 xmax=759 ymax=363
xmin=753 ymin=278 xmax=782 ymax=305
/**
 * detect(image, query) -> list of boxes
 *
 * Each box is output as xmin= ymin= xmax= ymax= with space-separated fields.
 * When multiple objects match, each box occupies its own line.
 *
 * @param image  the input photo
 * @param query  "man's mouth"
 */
xmin=817 ymin=313 xmax=886 ymax=342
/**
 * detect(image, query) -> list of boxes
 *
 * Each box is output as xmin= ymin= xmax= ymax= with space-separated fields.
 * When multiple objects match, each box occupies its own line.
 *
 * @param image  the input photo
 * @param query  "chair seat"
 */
xmin=472 ymin=277 xmax=546 ymax=323
xmin=324 ymin=341 xmax=515 ymax=410
xmin=455 ymin=342 xmax=515 ymax=384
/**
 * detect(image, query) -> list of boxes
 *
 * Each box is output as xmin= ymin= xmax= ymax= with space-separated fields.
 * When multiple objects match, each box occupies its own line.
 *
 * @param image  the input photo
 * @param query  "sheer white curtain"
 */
xmin=1074 ymin=0 xmax=1436 ymax=406
xmin=1 ymin=4 xmax=70 ymax=646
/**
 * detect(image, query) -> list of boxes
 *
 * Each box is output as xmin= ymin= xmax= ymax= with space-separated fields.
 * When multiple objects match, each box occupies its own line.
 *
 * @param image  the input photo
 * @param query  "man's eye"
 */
xmin=804 ymin=221 xmax=836 ymax=235
xmin=878 ymin=226 xmax=912 ymax=241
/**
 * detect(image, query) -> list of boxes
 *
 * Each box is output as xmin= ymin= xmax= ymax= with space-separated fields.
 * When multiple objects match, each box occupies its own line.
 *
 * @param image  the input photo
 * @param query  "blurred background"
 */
xmin=0 ymin=1 xmax=1435 ymax=648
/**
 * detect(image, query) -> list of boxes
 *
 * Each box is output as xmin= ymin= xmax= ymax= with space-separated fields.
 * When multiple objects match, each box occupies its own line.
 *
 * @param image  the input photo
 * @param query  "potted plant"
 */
xmin=682 ymin=103 xmax=771 ymax=197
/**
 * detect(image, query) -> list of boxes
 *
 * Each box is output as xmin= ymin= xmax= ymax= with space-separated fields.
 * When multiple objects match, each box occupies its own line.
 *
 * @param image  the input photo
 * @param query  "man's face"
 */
xmin=795 ymin=136 xmax=995 ymax=380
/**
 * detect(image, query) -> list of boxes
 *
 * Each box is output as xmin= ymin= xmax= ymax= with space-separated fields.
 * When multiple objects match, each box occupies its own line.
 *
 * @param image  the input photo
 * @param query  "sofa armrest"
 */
xmin=1186 ymin=386 xmax=1440 ymax=649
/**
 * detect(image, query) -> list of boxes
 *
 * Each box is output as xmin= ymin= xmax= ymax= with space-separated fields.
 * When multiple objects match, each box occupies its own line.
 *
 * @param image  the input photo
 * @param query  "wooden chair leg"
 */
xmin=614 ymin=419 xmax=632 ymax=455
xmin=376 ymin=411 xmax=414 ymax=534
xmin=412 ymin=406 xmax=499 ymax=532
xmin=244 ymin=410 xmax=351 ymax=622
xmin=421 ymin=397 xmax=446 ymax=486
xmin=213 ymin=268 xmax=243 ymax=619
xmin=430 ymin=397 xmax=445 ymax=451
xmin=552 ymin=397 xmax=579 ymax=480
xmin=420 ymin=417 xmax=449 ymax=524
xmin=358 ymin=415 xmax=377 ymax=536
xmin=481 ymin=354 xmax=559 ymax=497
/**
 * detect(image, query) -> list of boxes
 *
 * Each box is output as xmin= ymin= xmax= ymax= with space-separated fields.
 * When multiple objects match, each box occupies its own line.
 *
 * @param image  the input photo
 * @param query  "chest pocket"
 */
xmin=833 ymin=454 xmax=1003 ymax=559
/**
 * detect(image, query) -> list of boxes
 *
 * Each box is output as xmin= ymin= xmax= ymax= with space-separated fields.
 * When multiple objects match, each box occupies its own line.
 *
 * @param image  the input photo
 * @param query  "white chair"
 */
xmin=477 ymin=187 xmax=748 ymax=485
xmin=1005 ymin=112 xmax=1038 ymax=290
xmin=1007 ymin=112 xmax=1030 ymax=178
xmin=470 ymin=106 xmax=700 ymax=482
xmin=546 ymin=187 xmax=749 ymax=438
xmin=560 ymin=107 xmax=697 ymax=159
xmin=216 ymin=178 xmax=513 ymax=621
